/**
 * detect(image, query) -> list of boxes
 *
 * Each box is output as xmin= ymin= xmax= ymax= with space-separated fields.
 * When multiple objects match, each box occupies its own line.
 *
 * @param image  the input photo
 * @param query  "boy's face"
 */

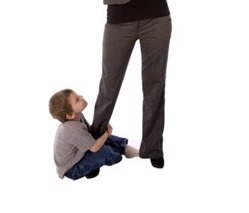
xmin=68 ymin=91 xmax=88 ymax=114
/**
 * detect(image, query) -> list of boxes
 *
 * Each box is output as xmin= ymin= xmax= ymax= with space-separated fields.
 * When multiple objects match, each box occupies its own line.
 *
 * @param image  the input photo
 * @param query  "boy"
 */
xmin=49 ymin=89 xmax=138 ymax=180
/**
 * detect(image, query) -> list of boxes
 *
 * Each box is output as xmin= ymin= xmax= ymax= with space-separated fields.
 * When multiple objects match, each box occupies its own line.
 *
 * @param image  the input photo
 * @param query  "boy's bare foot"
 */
xmin=125 ymin=145 xmax=139 ymax=158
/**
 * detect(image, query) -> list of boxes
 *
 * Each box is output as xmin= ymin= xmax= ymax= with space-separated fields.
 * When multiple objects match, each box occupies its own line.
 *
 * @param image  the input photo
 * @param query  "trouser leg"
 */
xmin=91 ymin=22 xmax=137 ymax=137
xmin=139 ymin=16 xmax=172 ymax=158
xmin=106 ymin=135 xmax=128 ymax=154
xmin=65 ymin=145 xmax=122 ymax=180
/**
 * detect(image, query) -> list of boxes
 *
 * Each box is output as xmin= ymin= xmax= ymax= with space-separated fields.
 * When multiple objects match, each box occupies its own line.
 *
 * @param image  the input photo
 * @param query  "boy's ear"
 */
xmin=66 ymin=113 xmax=75 ymax=120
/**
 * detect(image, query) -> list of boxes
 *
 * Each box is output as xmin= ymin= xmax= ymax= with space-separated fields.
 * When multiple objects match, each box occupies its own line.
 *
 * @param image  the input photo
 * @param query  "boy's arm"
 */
xmin=89 ymin=124 xmax=113 ymax=152
xmin=89 ymin=131 xmax=109 ymax=152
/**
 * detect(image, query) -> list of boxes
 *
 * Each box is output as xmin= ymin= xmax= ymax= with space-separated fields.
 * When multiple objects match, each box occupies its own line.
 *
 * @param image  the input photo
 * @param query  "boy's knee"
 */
xmin=98 ymin=145 xmax=123 ymax=165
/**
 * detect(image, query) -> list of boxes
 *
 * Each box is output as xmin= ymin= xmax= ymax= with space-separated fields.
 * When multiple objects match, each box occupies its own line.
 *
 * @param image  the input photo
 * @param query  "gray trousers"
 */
xmin=91 ymin=16 xmax=172 ymax=159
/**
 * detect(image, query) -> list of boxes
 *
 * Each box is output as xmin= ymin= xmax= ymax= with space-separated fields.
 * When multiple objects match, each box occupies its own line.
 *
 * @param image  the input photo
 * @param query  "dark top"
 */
xmin=107 ymin=0 xmax=170 ymax=24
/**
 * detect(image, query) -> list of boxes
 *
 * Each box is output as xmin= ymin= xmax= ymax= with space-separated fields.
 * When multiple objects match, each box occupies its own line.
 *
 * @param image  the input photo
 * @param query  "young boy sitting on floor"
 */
xmin=49 ymin=89 xmax=138 ymax=180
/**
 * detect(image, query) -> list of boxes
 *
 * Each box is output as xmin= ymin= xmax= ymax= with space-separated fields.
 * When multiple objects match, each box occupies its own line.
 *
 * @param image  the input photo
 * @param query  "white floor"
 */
xmin=1 ymin=1 xmax=249 ymax=212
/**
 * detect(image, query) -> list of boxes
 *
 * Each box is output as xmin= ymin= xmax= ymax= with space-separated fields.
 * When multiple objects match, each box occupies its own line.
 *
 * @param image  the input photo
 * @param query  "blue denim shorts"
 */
xmin=65 ymin=135 xmax=128 ymax=180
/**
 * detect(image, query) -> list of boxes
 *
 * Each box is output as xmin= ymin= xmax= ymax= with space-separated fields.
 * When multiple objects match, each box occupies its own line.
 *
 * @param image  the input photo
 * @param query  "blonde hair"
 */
xmin=49 ymin=89 xmax=74 ymax=123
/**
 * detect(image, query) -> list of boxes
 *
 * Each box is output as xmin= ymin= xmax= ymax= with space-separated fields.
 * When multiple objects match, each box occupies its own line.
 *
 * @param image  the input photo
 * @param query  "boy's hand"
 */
xmin=106 ymin=124 xmax=113 ymax=136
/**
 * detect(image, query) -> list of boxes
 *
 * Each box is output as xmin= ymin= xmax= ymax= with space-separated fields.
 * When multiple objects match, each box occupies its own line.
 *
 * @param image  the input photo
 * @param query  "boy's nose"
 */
xmin=80 ymin=96 xmax=85 ymax=102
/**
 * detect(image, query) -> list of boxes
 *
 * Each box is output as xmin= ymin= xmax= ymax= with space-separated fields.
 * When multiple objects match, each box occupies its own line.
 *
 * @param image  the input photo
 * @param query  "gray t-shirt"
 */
xmin=53 ymin=114 xmax=96 ymax=179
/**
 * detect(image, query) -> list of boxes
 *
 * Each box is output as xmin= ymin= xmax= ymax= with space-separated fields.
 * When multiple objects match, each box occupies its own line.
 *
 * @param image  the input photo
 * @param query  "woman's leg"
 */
xmin=139 ymin=16 xmax=172 ymax=162
xmin=91 ymin=22 xmax=138 ymax=137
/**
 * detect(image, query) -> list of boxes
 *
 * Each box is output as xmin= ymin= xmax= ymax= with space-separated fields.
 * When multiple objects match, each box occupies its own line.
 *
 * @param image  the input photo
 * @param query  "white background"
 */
xmin=0 ymin=0 xmax=249 ymax=212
